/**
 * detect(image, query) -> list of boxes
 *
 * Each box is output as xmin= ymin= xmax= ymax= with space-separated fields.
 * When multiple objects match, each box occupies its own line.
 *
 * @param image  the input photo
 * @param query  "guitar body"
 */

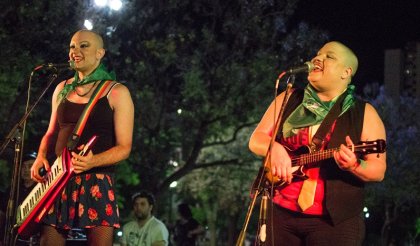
xmin=263 ymin=145 xmax=311 ymax=187
xmin=16 ymin=136 xmax=98 ymax=238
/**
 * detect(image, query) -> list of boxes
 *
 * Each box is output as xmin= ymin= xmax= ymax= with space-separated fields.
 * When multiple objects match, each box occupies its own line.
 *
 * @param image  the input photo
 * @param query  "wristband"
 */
xmin=352 ymin=159 xmax=367 ymax=171
xmin=351 ymin=160 xmax=361 ymax=171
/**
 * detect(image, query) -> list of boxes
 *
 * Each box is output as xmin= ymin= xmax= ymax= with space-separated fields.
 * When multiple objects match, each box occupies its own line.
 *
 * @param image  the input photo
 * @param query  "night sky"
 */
xmin=294 ymin=0 xmax=420 ymax=86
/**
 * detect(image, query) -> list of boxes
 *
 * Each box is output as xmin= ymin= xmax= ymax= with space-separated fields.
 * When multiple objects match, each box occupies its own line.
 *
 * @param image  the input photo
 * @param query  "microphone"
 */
xmin=34 ymin=60 xmax=75 ymax=71
xmin=258 ymin=193 xmax=268 ymax=242
xmin=285 ymin=61 xmax=314 ymax=74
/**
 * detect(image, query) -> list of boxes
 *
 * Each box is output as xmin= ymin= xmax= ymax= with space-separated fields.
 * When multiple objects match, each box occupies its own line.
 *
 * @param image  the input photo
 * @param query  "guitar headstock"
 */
xmin=355 ymin=139 xmax=386 ymax=154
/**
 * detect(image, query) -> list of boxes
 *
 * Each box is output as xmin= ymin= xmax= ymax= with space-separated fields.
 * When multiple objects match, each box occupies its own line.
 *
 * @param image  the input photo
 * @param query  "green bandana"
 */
xmin=282 ymin=84 xmax=355 ymax=137
xmin=58 ymin=63 xmax=116 ymax=101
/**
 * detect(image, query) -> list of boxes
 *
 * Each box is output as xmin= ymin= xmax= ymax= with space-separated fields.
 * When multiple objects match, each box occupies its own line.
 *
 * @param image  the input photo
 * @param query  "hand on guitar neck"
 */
xmin=70 ymin=135 xmax=99 ymax=174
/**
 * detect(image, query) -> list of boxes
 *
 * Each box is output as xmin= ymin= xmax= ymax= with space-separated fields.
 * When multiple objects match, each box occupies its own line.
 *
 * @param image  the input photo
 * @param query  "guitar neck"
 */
xmin=291 ymin=147 xmax=339 ymax=166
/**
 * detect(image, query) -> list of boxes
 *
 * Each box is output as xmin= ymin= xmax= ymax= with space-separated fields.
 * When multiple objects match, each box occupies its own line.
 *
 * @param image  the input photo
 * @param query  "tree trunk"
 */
xmin=227 ymin=212 xmax=240 ymax=246
xmin=203 ymin=200 xmax=219 ymax=246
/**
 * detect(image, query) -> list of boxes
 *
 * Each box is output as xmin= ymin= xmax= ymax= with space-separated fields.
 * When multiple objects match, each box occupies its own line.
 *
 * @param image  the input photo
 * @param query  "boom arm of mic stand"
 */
xmin=235 ymin=188 xmax=261 ymax=246
xmin=0 ymin=73 xmax=59 ymax=155
xmin=2 ymin=72 xmax=59 ymax=246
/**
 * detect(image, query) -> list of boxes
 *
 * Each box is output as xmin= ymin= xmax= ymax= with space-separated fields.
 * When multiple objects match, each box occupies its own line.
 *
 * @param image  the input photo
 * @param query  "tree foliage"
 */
xmin=364 ymin=85 xmax=420 ymax=245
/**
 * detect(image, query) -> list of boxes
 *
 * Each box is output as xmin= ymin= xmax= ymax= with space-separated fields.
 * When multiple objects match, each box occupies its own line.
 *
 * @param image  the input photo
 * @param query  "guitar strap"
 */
xmin=297 ymin=91 xmax=348 ymax=211
xmin=310 ymin=91 xmax=347 ymax=151
xmin=66 ymin=80 xmax=112 ymax=151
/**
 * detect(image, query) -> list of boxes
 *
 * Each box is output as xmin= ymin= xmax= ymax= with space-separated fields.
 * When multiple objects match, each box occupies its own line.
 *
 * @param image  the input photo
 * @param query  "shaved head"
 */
xmin=328 ymin=41 xmax=358 ymax=77
xmin=72 ymin=29 xmax=104 ymax=49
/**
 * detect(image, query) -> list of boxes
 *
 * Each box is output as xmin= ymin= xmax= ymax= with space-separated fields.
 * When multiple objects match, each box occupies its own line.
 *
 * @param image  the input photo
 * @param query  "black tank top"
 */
xmin=56 ymin=96 xmax=116 ymax=173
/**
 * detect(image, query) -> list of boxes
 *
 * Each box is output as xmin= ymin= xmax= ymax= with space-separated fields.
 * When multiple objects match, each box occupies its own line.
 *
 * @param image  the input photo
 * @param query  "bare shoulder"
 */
xmin=362 ymin=102 xmax=386 ymax=140
xmin=364 ymin=103 xmax=381 ymax=118
xmin=107 ymin=82 xmax=131 ymax=97
xmin=107 ymin=82 xmax=134 ymax=109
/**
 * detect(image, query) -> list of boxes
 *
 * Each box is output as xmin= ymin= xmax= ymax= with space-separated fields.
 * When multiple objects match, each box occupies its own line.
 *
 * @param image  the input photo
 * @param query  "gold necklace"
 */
xmin=75 ymin=81 xmax=97 ymax=97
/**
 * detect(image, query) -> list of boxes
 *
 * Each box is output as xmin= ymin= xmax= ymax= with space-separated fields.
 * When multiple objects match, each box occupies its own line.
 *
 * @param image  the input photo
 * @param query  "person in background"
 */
xmin=248 ymin=41 xmax=386 ymax=245
xmin=18 ymin=153 xmax=38 ymax=202
xmin=1 ymin=152 xmax=38 ymax=245
xmin=30 ymin=29 xmax=134 ymax=246
xmin=172 ymin=203 xmax=205 ymax=246
xmin=120 ymin=191 xmax=169 ymax=246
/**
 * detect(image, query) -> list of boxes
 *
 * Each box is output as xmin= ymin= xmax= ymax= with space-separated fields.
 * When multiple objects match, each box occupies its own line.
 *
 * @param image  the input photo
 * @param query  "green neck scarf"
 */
xmin=282 ymin=84 xmax=355 ymax=138
xmin=58 ymin=63 xmax=116 ymax=101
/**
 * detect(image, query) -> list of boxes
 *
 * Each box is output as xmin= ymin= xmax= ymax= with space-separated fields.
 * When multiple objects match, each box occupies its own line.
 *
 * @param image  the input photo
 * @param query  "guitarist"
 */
xmin=249 ymin=41 xmax=386 ymax=245
xmin=30 ymin=29 xmax=134 ymax=246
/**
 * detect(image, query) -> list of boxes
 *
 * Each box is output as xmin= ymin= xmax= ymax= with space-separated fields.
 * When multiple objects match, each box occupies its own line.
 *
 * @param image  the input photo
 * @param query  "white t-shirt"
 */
xmin=121 ymin=216 xmax=169 ymax=246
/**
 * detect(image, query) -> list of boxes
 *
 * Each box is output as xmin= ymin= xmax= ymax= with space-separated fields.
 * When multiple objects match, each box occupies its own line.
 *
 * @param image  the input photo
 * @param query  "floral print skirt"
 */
xmin=43 ymin=173 xmax=120 ymax=229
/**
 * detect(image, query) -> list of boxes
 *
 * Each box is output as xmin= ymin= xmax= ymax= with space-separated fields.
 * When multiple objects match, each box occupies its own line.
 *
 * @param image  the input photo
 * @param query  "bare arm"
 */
xmin=71 ymin=83 xmax=134 ymax=173
xmin=248 ymin=92 xmax=293 ymax=184
xmin=333 ymin=103 xmax=387 ymax=182
xmin=31 ymin=82 xmax=64 ymax=182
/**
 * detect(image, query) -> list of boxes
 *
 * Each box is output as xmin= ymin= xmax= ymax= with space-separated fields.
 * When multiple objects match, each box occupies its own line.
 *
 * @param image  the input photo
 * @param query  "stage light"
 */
xmin=94 ymin=0 xmax=107 ymax=7
xmin=109 ymin=0 xmax=122 ymax=11
xmin=84 ymin=20 xmax=93 ymax=30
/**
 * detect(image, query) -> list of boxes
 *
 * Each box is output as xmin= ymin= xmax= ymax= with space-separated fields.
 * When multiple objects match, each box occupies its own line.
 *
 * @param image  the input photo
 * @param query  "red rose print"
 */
xmin=86 ymin=174 xmax=91 ymax=181
xmin=88 ymin=208 xmax=98 ymax=221
xmin=79 ymin=204 xmax=85 ymax=217
xmin=90 ymin=185 xmax=103 ymax=200
xmin=105 ymin=204 xmax=113 ymax=216
xmin=72 ymin=190 xmax=79 ymax=202
xmin=101 ymin=220 xmax=110 ymax=226
xmin=108 ymin=190 xmax=115 ymax=201
xmin=61 ymin=192 xmax=67 ymax=201
xmin=69 ymin=207 xmax=75 ymax=219
xmin=80 ymin=186 xmax=85 ymax=195
xmin=75 ymin=176 xmax=82 ymax=185
xmin=106 ymin=175 xmax=112 ymax=185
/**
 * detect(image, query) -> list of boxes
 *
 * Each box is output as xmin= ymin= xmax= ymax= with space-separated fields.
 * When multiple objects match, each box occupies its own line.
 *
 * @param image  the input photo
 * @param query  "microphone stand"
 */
xmin=235 ymin=74 xmax=296 ymax=246
xmin=1 ymin=70 xmax=59 ymax=246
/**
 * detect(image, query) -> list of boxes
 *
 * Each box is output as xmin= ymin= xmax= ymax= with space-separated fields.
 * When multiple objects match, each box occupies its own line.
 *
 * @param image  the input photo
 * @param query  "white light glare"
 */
xmin=170 ymin=181 xmax=178 ymax=188
xmin=84 ymin=20 xmax=93 ymax=30
xmin=177 ymin=109 xmax=182 ymax=114
xmin=168 ymin=159 xmax=178 ymax=167
xmin=363 ymin=207 xmax=368 ymax=212
xmin=117 ymin=231 xmax=123 ymax=237
xmin=94 ymin=0 xmax=107 ymax=7
xmin=365 ymin=213 xmax=370 ymax=218
xmin=109 ymin=0 xmax=123 ymax=11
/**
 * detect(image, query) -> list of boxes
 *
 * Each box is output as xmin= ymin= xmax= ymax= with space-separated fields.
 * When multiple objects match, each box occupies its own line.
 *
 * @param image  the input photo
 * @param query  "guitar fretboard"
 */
xmin=292 ymin=147 xmax=339 ymax=166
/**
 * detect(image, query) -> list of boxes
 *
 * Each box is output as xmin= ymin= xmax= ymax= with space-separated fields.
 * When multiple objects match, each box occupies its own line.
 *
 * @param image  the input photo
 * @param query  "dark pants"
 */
xmin=262 ymin=203 xmax=365 ymax=246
